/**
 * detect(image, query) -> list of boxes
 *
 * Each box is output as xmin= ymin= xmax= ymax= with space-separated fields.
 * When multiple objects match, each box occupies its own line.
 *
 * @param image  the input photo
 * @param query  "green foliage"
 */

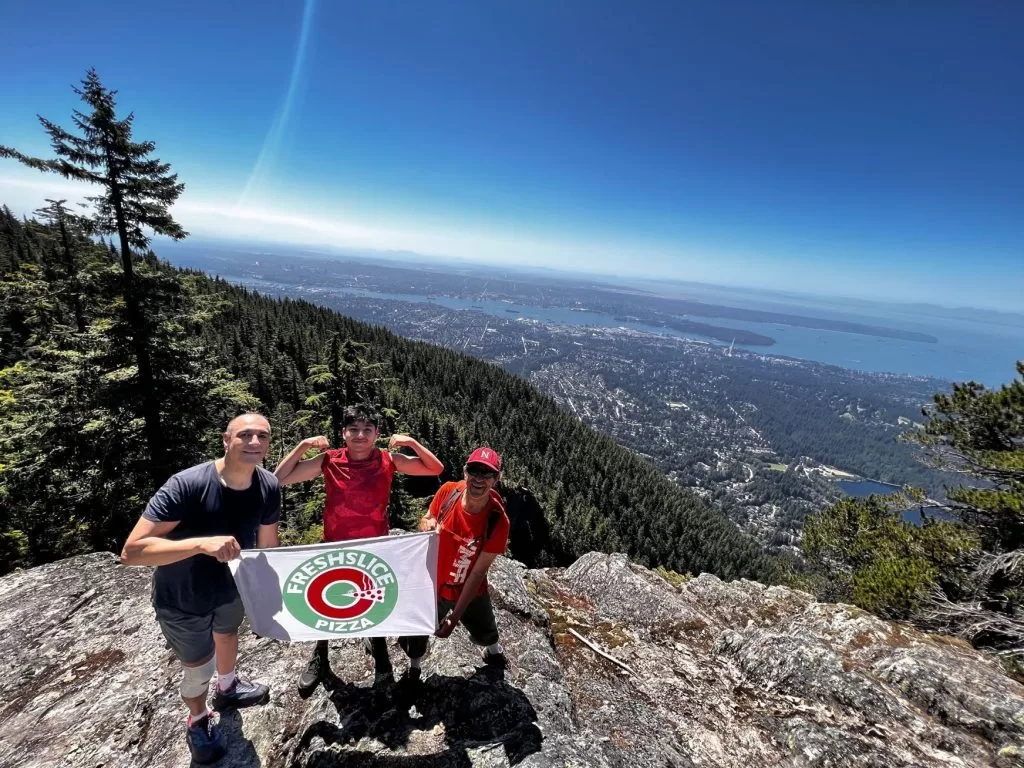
xmin=280 ymin=523 xmax=325 ymax=547
xmin=803 ymin=493 xmax=979 ymax=617
xmin=1 ymin=68 xmax=188 ymax=484
xmin=914 ymin=362 xmax=1024 ymax=551
xmin=654 ymin=566 xmax=692 ymax=588
xmin=0 ymin=209 xmax=256 ymax=571
xmin=804 ymin=361 xmax=1024 ymax=648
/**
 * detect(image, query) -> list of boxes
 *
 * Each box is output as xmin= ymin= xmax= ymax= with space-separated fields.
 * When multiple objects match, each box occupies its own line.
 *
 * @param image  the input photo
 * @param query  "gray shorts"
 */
xmin=154 ymin=596 xmax=245 ymax=664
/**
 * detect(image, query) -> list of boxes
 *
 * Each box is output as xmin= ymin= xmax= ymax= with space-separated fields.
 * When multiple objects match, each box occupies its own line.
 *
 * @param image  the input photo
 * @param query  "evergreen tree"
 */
xmin=802 ymin=492 xmax=978 ymax=616
xmin=32 ymin=199 xmax=87 ymax=332
xmin=916 ymin=364 xmax=1024 ymax=552
xmin=0 ymin=228 xmax=258 ymax=572
xmin=802 ymin=362 xmax=1024 ymax=657
xmin=1 ymin=68 xmax=187 ymax=483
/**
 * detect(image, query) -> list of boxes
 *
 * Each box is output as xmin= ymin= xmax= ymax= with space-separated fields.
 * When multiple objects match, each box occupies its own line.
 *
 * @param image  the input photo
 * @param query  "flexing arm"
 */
xmin=274 ymin=436 xmax=329 ymax=486
xmin=389 ymin=434 xmax=444 ymax=476
xmin=436 ymin=551 xmax=499 ymax=638
xmin=120 ymin=517 xmax=240 ymax=566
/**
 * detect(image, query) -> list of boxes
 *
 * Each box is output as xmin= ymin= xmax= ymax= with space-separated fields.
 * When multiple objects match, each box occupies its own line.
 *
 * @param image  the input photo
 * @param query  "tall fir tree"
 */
xmin=1 ymin=69 xmax=187 ymax=483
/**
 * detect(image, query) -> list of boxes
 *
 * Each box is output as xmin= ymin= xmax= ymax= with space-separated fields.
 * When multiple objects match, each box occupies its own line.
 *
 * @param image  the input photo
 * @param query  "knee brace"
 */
xmin=180 ymin=656 xmax=216 ymax=699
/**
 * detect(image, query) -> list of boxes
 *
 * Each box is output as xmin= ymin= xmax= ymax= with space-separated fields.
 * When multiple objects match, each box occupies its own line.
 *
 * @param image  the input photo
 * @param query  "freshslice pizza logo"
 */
xmin=283 ymin=549 xmax=399 ymax=634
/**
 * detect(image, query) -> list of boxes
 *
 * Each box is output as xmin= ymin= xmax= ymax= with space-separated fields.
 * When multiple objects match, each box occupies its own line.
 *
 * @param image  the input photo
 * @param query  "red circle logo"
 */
xmin=306 ymin=567 xmax=380 ymax=620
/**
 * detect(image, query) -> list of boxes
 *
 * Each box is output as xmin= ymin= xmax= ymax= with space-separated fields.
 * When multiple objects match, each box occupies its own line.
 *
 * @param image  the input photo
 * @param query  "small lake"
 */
xmin=835 ymin=479 xmax=956 ymax=526
xmin=835 ymin=479 xmax=903 ymax=498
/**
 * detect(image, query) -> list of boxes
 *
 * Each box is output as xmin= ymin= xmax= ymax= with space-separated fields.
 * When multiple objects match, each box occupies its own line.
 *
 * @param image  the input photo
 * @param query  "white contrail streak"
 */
xmin=237 ymin=0 xmax=317 ymax=208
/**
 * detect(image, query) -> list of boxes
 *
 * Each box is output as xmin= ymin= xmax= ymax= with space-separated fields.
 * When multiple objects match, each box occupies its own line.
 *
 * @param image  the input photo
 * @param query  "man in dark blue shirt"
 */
xmin=121 ymin=413 xmax=280 ymax=765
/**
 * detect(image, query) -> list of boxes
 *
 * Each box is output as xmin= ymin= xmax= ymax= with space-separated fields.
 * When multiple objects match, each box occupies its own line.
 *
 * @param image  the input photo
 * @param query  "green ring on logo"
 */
xmin=282 ymin=548 xmax=399 ymax=634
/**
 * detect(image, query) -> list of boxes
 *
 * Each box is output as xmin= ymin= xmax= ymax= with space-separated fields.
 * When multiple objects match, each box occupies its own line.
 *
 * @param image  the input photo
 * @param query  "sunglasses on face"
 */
xmin=465 ymin=465 xmax=498 ymax=480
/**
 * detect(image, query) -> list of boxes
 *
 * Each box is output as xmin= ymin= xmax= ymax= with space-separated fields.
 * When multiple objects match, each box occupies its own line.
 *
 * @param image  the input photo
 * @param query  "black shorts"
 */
xmin=398 ymin=592 xmax=499 ymax=660
xmin=154 ymin=596 xmax=245 ymax=665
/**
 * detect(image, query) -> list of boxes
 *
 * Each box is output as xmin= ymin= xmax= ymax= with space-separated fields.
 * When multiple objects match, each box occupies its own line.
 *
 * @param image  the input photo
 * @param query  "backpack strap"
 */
xmin=485 ymin=505 xmax=501 ymax=543
xmin=435 ymin=485 xmax=463 ymax=528
xmin=437 ymin=485 xmax=504 ymax=546
xmin=483 ymin=490 xmax=505 ymax=546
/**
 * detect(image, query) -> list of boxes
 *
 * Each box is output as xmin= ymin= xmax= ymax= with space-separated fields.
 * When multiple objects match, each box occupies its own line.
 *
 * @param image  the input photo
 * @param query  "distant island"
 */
xmin=591 ymin=290 xmax=939 ymax=344
xmin=654 ymin=319 xmax=774 ymax=346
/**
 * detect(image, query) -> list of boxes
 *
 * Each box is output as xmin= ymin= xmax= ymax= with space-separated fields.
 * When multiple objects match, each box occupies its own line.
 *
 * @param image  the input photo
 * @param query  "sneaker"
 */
xmin=482 ymin=649 xmax=509 ymax=670
xmin=211 ymin=675 xmax=270 ymax=710
xmin=186 ymin=712 xmax=225 ymax=765
xmin=298 ymin=647 xmax=329 ymax=699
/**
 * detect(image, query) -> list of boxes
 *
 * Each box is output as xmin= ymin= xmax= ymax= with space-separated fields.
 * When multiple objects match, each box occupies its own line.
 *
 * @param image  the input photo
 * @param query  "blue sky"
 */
xmin=1 ymin=1 xmax=1022 ymax=310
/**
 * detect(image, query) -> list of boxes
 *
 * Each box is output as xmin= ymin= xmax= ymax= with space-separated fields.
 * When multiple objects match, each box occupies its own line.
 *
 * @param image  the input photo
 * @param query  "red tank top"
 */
xmin=322 ymin=448 xmax=396 ymax=541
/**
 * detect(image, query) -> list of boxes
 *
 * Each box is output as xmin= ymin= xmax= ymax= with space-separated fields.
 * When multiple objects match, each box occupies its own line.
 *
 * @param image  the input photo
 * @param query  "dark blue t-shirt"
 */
xmin=143 ymin=461 xmax=281 ymax=614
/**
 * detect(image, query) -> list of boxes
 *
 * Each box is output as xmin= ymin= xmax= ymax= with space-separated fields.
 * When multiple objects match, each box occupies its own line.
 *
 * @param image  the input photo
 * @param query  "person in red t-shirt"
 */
xmin=274 ymin=404 xmax=443 ymax=696
xmin=398 ymin=446 xmax=511 ymax=682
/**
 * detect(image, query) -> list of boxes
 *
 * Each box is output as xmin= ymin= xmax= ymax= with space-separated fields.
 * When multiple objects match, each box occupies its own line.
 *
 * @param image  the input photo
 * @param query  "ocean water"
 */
xmin=161 ymin=244 xmax=1022 ymax=387
xmin=337 ymin=289 xmax=1021 ymax=386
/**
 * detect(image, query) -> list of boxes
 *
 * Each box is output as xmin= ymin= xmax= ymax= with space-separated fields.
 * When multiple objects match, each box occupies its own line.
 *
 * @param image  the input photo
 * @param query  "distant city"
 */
xmin=161 ymin=241 xmax=1020 ymax=551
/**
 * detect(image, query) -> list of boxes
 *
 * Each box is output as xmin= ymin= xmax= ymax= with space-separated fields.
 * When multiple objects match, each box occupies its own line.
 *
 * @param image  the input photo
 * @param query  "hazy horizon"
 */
xmin=2 ymin=2 xmax=1022 ymax=312
xmin=154 ymin=236 xmax=1024 ymax=323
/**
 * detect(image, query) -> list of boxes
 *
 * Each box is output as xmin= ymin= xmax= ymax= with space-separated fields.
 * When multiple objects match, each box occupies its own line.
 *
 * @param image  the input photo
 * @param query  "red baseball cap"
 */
xmin=466 ymin=446 xmax=501 ymax=473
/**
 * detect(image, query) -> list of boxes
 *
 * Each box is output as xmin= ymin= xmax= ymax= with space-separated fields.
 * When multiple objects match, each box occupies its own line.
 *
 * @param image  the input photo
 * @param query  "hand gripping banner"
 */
xmin=228 ymin=532 xmax=439 ymax=641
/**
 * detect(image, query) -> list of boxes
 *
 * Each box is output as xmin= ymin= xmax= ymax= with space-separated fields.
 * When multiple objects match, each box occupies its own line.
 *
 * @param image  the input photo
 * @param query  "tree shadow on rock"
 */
xmin=296 ymin=665 xmax=542 ymax=766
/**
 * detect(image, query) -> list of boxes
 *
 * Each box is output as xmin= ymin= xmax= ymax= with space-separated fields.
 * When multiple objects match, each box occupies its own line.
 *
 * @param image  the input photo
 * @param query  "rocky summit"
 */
xmin=1 ymin=551 xmax=1023 ymax=768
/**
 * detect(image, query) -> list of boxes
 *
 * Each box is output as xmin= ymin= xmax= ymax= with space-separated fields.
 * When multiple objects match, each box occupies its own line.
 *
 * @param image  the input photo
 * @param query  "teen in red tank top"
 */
xmin=322 ymin=447 xmax=396 ymax=541
xmin=274 ymin=405 xmax=445 ymax=695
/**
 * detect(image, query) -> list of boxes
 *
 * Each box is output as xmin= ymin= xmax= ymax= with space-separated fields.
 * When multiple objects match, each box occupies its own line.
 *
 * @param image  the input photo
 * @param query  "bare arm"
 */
xmin=389 ymin=434 xmax=444 ymax=476
xmin=274 ymin=436 xmax=328 ymax=486
xmin=257 ymin=522 xmax=279 ymax=549
xmin=120 ymin=517 xmax=240 ymax=567
xmin=436 ymin=551 xmax=499 ymax=637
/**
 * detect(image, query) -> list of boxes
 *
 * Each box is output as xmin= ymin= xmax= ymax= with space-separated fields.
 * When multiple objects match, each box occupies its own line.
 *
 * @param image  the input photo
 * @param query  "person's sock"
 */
xmin=217 ymin=670 xmax=236 ymax=691
xmin=188 ymin=709 xmax=213 ymax=727
xmin=409 ymin=656 xmax=422 ymax=669
xmin=485 ymin=643 xmax=504 ymax=656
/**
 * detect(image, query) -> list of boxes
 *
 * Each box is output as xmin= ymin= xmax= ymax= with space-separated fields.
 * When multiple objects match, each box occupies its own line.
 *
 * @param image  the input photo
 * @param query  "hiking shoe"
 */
xmin=298 ymin=648 xmax=329 ymax=699
xmin=482 ymin=649 xmax=509 ymax=671
xmin=186 ymin=712 xmax=225 ymax=765
xmin=211 ymin=676 xmax=270 ymax=710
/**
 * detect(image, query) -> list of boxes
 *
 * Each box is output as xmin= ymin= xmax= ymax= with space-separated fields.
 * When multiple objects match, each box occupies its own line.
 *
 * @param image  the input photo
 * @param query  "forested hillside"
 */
xmin=0 ymin=204 xmax=777 ymax=582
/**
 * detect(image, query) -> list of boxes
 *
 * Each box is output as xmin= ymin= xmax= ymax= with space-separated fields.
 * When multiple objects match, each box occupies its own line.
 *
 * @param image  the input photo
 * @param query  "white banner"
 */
xmin=228 ymin=532 xmax=438 ymax=641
